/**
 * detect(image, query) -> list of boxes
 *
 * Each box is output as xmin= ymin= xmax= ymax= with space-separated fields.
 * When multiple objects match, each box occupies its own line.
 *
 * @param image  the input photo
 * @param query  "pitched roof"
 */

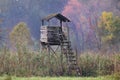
xmin=42 ymin=13 xmax=70 ymax=22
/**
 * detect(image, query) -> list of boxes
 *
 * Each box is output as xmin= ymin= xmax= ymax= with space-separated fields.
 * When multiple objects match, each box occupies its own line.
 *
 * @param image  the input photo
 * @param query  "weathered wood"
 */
xmin=42 ymin=13 xmax=70 ymax=22
xmin=40 ymin=25 xmax=68 ymax=45
xmin=40 ymin=13 xmax=81 ymax=76
xmin=40 ymin=26 xmax=63 ymax=45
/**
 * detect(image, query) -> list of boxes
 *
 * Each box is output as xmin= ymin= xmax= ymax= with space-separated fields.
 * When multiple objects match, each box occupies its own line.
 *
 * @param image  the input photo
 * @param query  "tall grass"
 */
xmin=78 ymin=51 xmax=120 ymax=77
xmin=0 ymin=47 xmax=120 ymax=77
xmin=0 ymin=47 xmax=67 ymax=76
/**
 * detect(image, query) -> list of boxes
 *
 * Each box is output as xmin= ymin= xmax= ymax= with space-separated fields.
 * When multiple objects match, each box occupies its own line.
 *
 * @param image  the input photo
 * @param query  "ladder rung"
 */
xmin=68 ymin=56 xmax=76 ymax=58
xmin=69 ymin=62 xmax=77 ymax=65
xmin=68 ymin=59 xmax=77 ymax=61
xmin=62 ymin=41 xmax=70 ymax=43
xmin=68 ymin=55 xmax=76 ymax=57
xmin=68 ymin=52 xmax=74 ymax=54
xmin=68 ymin=57 xmax=76 ymax=59
xmin=63 ymin=44 xmax=69 ymax=46
xmin=69 ymin=66 xmax=77 ymax=70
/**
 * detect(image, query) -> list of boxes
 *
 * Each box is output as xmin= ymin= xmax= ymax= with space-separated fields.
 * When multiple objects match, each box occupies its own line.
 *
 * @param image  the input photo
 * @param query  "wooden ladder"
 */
xmin=62 ymin=40 xmax=81 ymax=76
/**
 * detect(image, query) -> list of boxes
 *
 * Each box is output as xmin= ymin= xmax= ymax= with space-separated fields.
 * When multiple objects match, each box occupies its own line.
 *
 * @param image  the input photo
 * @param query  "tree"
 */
xmin=10 ymin=22 xmax=32 ymax=52
xmin=98 ymin=11 xmax=120 ymax=51
xmin=112 ymin=16 xmax=120 ymax=44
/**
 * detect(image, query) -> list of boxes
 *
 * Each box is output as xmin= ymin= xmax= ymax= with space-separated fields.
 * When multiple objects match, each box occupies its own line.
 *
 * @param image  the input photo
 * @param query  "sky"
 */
xmin=0 ymin=0 xmax=120 ymax=50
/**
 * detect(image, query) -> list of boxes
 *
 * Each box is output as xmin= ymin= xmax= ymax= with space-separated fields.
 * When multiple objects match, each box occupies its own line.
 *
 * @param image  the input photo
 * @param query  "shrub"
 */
xmin=78 ymin=52 xmax=98 ymax=76
xmin=108 ymin=72 xmax=120 ymax=80
xmin=78 ymin=51 xmax=114 ymax=76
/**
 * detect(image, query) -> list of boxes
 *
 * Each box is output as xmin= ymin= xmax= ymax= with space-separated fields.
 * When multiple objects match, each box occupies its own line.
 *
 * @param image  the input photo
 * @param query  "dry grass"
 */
xmin=0 ymin=76 xmax=114 ymax=80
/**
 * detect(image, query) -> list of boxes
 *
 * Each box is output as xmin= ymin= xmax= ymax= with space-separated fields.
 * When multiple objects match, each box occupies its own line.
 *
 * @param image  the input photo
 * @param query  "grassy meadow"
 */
xmin=0 ymin=9 xmax=120 ymax=80
xmin=0 ymin=76 xmax=116 ymax=80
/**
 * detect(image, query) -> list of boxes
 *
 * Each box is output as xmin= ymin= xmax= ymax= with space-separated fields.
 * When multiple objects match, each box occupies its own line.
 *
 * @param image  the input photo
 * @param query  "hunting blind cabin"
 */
xmin=40 ymin=13 xmax=81 ymax=76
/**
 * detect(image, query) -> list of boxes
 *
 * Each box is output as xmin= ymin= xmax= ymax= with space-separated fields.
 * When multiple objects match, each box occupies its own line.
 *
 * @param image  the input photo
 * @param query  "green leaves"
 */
xmin=98 ymin=11 xmax=120 ymax=45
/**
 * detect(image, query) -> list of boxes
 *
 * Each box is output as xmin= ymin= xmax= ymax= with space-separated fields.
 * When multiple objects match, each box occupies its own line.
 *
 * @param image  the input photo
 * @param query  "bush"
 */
xmin=108 ymin=72 xmax=120 ymax=80
xmin=78 ymin=52 xmax=114 ymax=76
xmin=78 ymin=52 xmax=98 ymax=76
xmin=114 ymin=54 xmax=120 ymax=73
xmin=113 ymin=72 xmax=120 ymax=80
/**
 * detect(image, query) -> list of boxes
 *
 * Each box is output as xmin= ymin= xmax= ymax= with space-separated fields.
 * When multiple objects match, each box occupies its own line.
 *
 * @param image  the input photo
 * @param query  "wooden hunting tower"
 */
xmin=40 ymin=13 xmax=81 ymax=76
xmin=40 ymin=13 xmax=70 ymax=45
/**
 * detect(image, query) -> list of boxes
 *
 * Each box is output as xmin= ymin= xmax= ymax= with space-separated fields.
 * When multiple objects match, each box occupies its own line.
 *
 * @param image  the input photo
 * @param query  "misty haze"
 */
xmin=0 ymin=0 xmax=120 ymax=80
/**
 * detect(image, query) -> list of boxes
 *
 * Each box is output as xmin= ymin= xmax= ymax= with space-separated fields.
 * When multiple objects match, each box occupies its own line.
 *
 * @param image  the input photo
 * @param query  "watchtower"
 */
xmin=40 ymin=13 xmax=81 ymax=76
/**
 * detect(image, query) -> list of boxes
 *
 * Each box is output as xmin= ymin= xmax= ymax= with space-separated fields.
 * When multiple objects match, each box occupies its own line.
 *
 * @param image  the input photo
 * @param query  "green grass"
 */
xmin=0 ymin=76 xmax=115 ymax=80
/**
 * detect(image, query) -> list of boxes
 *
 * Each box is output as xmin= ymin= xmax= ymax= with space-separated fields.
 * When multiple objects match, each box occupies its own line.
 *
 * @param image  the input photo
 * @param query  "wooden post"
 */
xmin=42 ymin=20 xmax=44 ymax=26
xmin=66 ymin=22 xmax=71 ymax=75
xmin=60 ymin=20 xmax=63 ymax=73
xmin=47 ymin=44 xmax=51 ymax=76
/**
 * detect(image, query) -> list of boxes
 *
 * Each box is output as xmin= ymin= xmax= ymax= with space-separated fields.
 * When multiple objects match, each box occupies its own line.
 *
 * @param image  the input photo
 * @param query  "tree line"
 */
xmin=0 ymin=11 xmax=120 ymax=77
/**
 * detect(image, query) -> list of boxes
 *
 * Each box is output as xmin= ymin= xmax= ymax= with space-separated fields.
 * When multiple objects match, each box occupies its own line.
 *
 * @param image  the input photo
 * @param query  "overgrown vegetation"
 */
xmin=0 ymin=12 xmax=120 ymax=80
xmin=0 ymin=49 xmax=120 ymax=77
xmin=79 ymin=52 xmax=120 ymax=76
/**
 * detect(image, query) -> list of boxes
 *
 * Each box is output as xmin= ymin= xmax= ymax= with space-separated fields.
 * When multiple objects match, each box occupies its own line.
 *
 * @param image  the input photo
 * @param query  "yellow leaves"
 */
xmin=10 ymin=22 xmax=31 ymax=47
xmin=98 ymin=11 xmax=120 ymax=44
xmin=101 ymin=11 xmax=113 ymax=20
xmin=99 ymin=11 xmax=114 ymax=32
xmin=101 ymin=33 xmax=114 ymax=42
